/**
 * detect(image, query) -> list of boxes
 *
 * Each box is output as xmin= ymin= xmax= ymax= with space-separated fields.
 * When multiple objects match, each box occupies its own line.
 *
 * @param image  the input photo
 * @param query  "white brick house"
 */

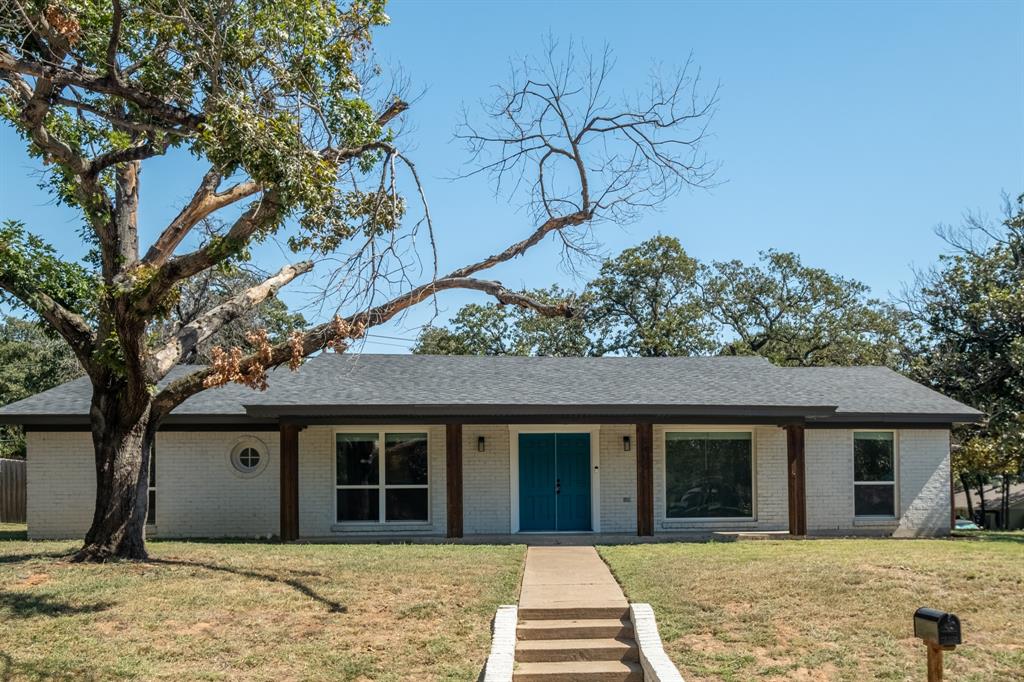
xmin=0 ymin=355 xmax=981 ymax=541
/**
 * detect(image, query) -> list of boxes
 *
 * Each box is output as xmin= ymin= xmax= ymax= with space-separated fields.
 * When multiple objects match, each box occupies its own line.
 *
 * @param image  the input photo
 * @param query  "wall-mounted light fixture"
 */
xmin=623 ymin=435 xmax=631 ymax=452
xmin=478 ymin=436 xmax=486 ymax=453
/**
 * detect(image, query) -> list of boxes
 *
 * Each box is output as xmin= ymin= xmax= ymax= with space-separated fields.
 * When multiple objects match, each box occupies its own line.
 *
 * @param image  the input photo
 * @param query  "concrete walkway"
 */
xmin=519 ymin=546 xmax=629 ymax=621
xmin=514 ymin=547 xmax=640 ymax=680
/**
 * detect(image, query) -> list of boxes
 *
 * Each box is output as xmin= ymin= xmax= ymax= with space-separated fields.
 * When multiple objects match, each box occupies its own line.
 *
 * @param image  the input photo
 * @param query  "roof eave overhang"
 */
xmin=807 ymin=411 xmax=985 ymax=426
xmin=241 ymin=403 xmax=840 ymax=420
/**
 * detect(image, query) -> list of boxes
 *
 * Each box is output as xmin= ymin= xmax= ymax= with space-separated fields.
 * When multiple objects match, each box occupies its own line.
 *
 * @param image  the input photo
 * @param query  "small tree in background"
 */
xmin=587 ymin=236 xmax=715 ymax=356
xmin=0 ymin=3 xmax=716 ymax=560
xmin=909 ymin=194 xmax=1024 ymax=527
xmin=414 ymin=286 xmax=589 ymax=356
xmin=704 ymin=250 xmax=911 ymax=367
xmin=414 ymin=236 xmax=907 ymax=366
xmin=0 ymin=315 xmax=85 ymax=457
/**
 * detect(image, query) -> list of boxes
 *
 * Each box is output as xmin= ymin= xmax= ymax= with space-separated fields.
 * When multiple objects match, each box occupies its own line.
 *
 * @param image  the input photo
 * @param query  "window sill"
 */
xmin=853 ymin=517 xmax=898 ymax=527
xmin=660 ymin=518 xmax=758 ymax=529
xmin=331 ymin=522 xmax=433 ymax=533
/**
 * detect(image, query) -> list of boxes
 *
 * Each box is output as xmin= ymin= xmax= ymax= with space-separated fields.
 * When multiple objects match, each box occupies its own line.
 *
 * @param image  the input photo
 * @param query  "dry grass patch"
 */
xmin=0 ymin=533 xmax=525 ymax=681
xmin=599 ymin=536 xmax=1023 ymax=682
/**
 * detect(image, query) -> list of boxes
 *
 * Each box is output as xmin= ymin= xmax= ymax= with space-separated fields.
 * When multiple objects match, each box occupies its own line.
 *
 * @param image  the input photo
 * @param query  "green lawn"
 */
xmin=0 ymin=528 xmax=525 ymax=681
xmin=600 ymin=536 xmax=1023 ymax=682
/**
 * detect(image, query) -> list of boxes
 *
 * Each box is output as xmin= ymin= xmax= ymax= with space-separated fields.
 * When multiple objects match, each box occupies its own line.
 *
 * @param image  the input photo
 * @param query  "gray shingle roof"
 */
xmin=0 ymin=354 xmax=983 ymax=425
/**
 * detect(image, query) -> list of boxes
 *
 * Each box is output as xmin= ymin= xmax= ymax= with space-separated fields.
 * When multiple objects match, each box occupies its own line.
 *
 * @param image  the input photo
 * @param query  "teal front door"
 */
xmin=518 ymin=433 xmax=592 ymax=531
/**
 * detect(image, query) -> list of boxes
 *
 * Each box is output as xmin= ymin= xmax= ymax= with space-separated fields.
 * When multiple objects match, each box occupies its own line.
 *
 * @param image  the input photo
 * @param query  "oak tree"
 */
xmin=413 ymin=286 xmax=590 ymax=356
xmin=910 ymin=194 xmax=1024 ymax=526
xmin=0 ymin=5 xmax=716 ymax=560
xmin=704 ymin=250 xmax=911 ymax=367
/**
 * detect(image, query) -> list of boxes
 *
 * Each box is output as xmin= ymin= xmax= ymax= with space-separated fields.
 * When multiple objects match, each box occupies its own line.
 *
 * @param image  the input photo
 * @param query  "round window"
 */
xmin=236 ymin=447 xmax=261 ymax=471
xmin=229 ymin=439 xmax=268 ymax=477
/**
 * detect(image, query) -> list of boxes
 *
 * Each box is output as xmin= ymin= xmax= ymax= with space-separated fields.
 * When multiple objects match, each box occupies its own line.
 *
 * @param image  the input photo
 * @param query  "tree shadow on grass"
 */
xmin=0 ymin=650 xmax=104 ymax=681
xmin=149 ymin=557 xmax=347 ymax=613
xmin=0 ymin=591 xmax=112 ymax=618
xmin=0 ymin=528 xmax=28 ymax=541
xmin=0 ymin=550 xmax=72 ymax=565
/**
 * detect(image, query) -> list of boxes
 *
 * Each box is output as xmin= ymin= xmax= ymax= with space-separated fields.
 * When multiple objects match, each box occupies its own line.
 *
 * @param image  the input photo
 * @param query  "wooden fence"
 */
xmin=0 ymin=458 xmax=27 ymax=523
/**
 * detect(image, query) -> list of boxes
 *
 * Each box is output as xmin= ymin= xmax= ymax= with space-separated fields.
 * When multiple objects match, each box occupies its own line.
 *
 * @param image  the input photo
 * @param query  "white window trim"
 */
xmin=146 ymin=445 xmax=157 ymax=528
xmin=332 ymin=426 xmax=432 ymax=527
xmin=228 ymin=436 xmax=270 ymax=478
xmin=660 ymin=425 xmax=758 ymax=523
xmin=852 ymin=430 xmax=899 ymax=519
xmin=508 ymin=425 xmax=602 ymax=534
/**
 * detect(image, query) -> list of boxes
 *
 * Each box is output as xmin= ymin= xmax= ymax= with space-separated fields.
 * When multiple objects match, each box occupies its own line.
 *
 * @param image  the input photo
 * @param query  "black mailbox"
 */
xmin=914 ymin=608 xmax=961 ymax=647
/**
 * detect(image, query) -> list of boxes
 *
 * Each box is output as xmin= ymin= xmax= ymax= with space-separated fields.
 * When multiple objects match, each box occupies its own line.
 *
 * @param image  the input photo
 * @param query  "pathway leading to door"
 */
xmin=514 ymin=547 xmax=642 ymax=681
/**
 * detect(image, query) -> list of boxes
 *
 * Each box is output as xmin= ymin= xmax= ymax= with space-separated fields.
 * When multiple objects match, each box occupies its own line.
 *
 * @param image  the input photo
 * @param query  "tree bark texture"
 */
xmin=73 ymin=373 xmax=155 ymax=562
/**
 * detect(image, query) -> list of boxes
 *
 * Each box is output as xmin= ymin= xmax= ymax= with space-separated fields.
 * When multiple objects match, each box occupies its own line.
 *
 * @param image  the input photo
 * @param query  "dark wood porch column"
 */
xmin=785 ymin=424 xmax=807 ymax=536
xmin=279 ymin=422 xmax=300 ymax=542
xmin=446 ymin=424 xmax=464 ymax=538
xmin=636 ymin=423 xmax=654 ymax=536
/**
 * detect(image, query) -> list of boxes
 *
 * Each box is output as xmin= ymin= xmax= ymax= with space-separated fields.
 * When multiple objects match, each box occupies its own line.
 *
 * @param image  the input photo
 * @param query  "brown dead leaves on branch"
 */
xmin=203 ymin=316 xmax=366 ymax=390
xmin=204 ymin=329 xmax=274 ymax=390
xmin=44 ymin=4 xmax=81 ymax=44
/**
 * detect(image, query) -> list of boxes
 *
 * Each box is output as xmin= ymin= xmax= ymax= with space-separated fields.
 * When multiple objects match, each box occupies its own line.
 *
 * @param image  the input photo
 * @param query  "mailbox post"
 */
xmin=913 ymin=608 xmax=961 ymax=682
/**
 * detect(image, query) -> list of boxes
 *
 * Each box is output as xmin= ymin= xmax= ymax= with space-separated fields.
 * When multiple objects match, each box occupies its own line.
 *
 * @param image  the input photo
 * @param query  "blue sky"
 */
xmin=1 ymin=0 xmax=1021 ymax=353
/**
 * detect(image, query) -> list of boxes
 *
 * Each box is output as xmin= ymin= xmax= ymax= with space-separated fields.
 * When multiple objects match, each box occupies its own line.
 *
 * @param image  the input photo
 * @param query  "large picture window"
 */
xmin=854 ymin=432 xmax=896 ymax=516
xmin=665 ymin=431 xmax=753 ymax=518
xmin=336 ymin=431 xmax=429 ymax=523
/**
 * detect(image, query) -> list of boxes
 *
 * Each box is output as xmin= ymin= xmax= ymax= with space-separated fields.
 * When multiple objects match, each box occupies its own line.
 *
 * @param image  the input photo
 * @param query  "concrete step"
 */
xmin=513 ymin=660 xmax=643 ymax=681
xmin=520 ymin=606 xmax=630 ymax=622
xmin=518 ymin=605 xmax=630 ymax=620
xmin=517 ymin=619 xmax=634 ymax=641
xmin=515 ymin=637 xmax=639 ymax=663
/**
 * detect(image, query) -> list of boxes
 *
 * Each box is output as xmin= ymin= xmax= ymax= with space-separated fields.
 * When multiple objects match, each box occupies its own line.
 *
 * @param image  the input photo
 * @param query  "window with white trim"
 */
xmin=854 ymin=432 xmax=896 ymax=516
xmin=147 ymin=447 xmax=157 ymax=525
xmin=335 ymin=431 xmax=429 ymax=523
xmin=665 ymin=431 xmax=753 ymax=518
xmin=232 ymin=446 xmax=262 ymax=473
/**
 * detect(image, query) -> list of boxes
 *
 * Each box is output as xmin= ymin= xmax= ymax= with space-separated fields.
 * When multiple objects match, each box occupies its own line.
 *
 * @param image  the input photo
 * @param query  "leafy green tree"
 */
xmin=703 ymin=250 xmax=910 ymax=367
xmin=587 ymin=236 xmax=715 ymax=356
xmin=414 ymin=286 xmax=590 ymax=356
xmin=0 ymin=8 xmax=715 ymax=561
xmin=0 ymin=316 xmax=85 ymax=457
xmin=415 ymin=237 xmax=906 ymax=367
xmin=911 ymin=194 xmax=1024 ymax=526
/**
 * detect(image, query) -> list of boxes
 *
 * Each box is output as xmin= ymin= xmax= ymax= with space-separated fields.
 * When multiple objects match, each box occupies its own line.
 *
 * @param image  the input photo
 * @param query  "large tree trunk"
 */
xmin=1001 ymin=477 xmax=1010 ymax=530
xmin=72 ymin=376 xmax=156 ymax=562
xmin=976 ymin=476 xmax=987 ymax=528
xmin=959 ymin=472 xmax=975 ymax=521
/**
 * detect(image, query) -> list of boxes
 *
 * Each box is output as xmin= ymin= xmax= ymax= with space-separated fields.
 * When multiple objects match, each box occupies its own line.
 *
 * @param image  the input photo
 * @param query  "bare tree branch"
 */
xmin=133 ymin=190 xmax=286 ymax=313
xmin=0 ymin=276 xmax=95 ymax=362
xmin=0 ymin=51 xmax=203 ymax=130
xmin=148 ymin=260 xmax=314 ymax=376
xmin=455 ymin=40 xmax=717 ymax=258
xmin=141 ymin=171 xmax=259 ymax=268
xmin=151 ymin=275 xmax=574 ymax=413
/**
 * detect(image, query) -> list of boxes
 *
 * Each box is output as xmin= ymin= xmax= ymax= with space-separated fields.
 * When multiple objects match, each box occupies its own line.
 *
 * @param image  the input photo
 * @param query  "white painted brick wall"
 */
xmin=653 ymin=425 xmax=788 ymax=533
xmin=806 ymin=429 xmax=951 ymax=537
xmin=806 ymin=429 xmax=854 ymax=532
xmin=26 ymin=430 xmax=280 ymax=539
xmin=26 ymin=432 xmax=95 ymax=539
xmin=299 ymin=425 xmax=447 ymax=537
xmin=463 ymin=425 xmax=511 ymax=534
xmin=896 ymin=430 xmax=951 ymax=537
xmin=23 ymin=424 xmax=952 ymax=539
xmin=155 ymin=432 xmax=279 ymax=538
xmin=600 ymin=425 xmax=637 ymax=533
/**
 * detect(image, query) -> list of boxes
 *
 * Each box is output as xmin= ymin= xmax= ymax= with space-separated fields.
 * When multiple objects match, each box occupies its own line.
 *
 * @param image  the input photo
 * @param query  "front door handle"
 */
xmin=555 ymin=478 xmax=561 ymax=495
